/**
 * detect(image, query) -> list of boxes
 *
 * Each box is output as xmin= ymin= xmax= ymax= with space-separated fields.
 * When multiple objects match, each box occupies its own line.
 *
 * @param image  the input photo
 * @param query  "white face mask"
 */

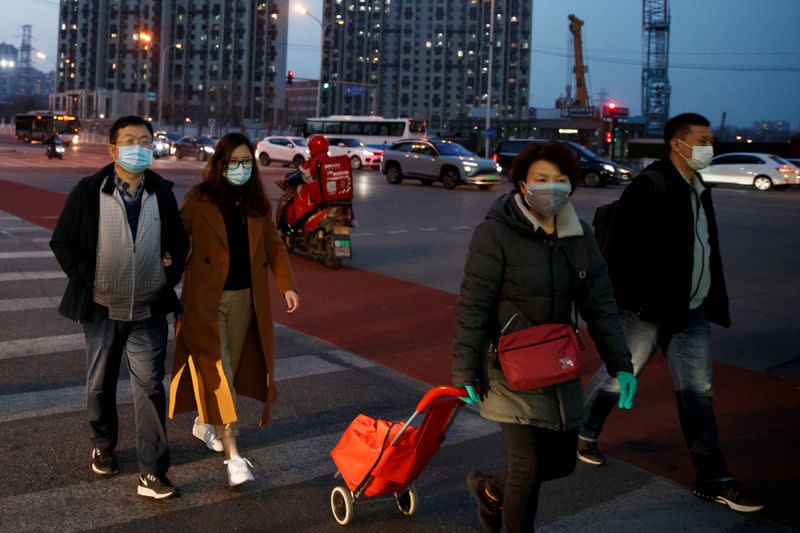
xmin=677 ymin=140 xmax=714 ymax=171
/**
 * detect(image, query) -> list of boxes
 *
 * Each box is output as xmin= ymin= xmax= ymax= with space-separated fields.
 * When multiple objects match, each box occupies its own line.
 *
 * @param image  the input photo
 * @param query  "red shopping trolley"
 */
xmin=329 ymin=385 xmax=469 ymax=526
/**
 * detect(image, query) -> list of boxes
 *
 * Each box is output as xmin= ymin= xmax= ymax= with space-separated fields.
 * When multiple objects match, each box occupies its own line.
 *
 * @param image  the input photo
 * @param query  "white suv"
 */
xmin=325 ymin=137 xmax=383 ymax=170
xmin=700 ymin=152 xmax=794 ymax=191
xmin=255 ymin=136 xmax=310 ymax=167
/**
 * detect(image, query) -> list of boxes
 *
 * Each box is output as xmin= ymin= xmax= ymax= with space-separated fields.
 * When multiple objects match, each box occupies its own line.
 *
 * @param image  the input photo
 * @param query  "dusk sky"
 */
xmin=5 ymin=0 xmax=799 ymax=129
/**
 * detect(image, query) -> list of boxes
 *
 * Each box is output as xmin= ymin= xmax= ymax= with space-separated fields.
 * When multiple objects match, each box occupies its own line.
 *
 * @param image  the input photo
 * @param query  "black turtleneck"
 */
xmin=223 ymin=184 xmax=252 ymax=290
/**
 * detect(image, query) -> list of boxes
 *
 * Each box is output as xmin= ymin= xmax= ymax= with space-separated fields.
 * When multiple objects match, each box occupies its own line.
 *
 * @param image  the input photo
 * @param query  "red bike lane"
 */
xmin=2 ymin=177 xmax=797 ymax=527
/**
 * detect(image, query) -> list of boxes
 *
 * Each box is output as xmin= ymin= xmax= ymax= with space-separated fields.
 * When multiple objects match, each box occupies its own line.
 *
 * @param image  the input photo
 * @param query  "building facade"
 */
xmin=320 ymin=0 xmax=531 ymax=130
xmin=285 ymin=79 xmax=318 ymax=126
xmin=50 ymin=0 xmax=288 ymax=130
xmin=0 ymin=43 xmax=19 ymax=103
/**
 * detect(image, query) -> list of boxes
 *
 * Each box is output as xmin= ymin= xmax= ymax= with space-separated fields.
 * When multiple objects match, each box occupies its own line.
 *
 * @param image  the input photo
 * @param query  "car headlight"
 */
xmin=602 ymin=164 xmax=615 ymax=173
xmin=496 ymin=164 xmax=503 ymax=173
xmin=56 ymin=146 xmax=65 ymax=152
xmin=363 ymin=150 xmax=374 ymax=156
xmin=463 ymin=162 xmax=478 ymax=175
xmin=155 ymin=142 xmax=165 ymax=150
xmin=72 ymin=136 xmax=79 ymax=144
xmin=203 ymin=146 xmax=214 ymax=153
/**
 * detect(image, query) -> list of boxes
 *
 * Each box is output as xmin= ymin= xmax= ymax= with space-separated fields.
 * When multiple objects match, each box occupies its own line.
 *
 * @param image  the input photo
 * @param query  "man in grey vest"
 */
xmin=51 ymin=115 xmax=188 ymax=499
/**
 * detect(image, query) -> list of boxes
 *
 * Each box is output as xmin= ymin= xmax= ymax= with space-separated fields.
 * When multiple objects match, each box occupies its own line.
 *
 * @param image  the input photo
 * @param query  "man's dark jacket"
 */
xmin=608 ymin=157 xmax=730 ymax=328
xmin=50 ymin=163 xmax=189 ymax=322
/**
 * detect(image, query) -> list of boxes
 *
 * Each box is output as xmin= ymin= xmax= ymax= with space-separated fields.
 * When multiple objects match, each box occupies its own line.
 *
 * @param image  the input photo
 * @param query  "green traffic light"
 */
xmin=322 ymin=81 xmax=331 ymax=90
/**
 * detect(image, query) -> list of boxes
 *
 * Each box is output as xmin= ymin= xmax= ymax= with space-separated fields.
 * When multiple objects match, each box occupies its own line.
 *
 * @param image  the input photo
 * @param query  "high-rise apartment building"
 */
xmin=320 ymin=0 xmax=531 ymax=129
xmin=51 ymin=0 xmax=288 ymax=130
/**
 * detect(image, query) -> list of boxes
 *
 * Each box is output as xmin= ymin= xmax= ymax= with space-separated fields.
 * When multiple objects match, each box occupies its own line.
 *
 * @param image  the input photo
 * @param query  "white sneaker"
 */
xmin=225 ymin=455 xmax=254 ymax=487
xmin=192 ymin=417 xmax=224 ymax=452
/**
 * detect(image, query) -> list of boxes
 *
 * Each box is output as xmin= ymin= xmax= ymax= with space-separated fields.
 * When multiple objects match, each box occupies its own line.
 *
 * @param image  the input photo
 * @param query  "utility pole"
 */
xmin=484 ymin=0 xmax=495 ymax=158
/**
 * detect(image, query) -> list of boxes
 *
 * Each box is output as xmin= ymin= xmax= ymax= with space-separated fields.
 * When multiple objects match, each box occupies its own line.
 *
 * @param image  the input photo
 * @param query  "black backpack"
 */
xmin=592 ymin=172 xmax=666 ymax=261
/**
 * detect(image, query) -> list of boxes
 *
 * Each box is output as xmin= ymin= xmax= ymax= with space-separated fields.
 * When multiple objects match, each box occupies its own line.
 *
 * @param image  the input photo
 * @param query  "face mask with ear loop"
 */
xmin=677 ymin=139 xmax=714 ymax=171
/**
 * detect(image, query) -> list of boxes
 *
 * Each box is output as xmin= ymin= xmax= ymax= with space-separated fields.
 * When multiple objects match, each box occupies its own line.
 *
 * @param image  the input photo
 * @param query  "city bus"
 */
xmin=303 ymin=116 xmax=426 ymax=146
xmin=15 ymin=111 xmax=81 ymax=145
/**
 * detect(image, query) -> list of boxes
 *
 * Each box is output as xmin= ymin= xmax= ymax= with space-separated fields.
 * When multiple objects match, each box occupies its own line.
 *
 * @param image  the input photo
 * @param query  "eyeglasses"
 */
xmin=227 ymin=159 xmax=254 ymax=170
xmin=115 ymin=138 xmax=153 ymax=148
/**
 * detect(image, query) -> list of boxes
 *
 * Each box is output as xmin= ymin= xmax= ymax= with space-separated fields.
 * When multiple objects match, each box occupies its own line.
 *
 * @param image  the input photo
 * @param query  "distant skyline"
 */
xmin=4 ymin=0 xmax=800 ymax=129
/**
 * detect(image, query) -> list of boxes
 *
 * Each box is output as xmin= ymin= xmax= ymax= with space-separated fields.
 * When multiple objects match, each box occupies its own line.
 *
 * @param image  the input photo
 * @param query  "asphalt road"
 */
xmin=0 ymin=137 xmax=796 ymax=531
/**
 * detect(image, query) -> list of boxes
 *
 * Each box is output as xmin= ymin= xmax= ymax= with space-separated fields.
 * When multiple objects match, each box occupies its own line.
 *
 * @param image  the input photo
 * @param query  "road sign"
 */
xmin=486 ymin=128 xmax=496 ymax=139
xmin=614 ymin=107 xmax=630 ymax=118
xmin=145 ymin=92 xmax=157 ymax=102
xmin=208 ymin=118 xmax=216 ymax=128
xmin=560 ymin=106 xmax=596 ymax=118
xmin=345 ymin=85 xmax=367 ymax=97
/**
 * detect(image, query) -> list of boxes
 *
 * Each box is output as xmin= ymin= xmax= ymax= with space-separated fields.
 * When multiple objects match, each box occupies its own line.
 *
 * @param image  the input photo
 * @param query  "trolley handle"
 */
xmin=389 ymin=386 xmax=469 ymax=447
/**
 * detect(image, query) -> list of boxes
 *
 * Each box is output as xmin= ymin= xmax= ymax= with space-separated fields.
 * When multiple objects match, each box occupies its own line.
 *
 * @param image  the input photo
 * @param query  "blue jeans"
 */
xmin=84 ymin=304 xmax=170 ymax=475
xmin=580 ymin=308 xmax=729 ymax=481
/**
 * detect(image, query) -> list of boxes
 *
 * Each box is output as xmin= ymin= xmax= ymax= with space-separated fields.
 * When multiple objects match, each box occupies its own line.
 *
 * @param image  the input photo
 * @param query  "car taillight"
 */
xmin=492 ymin=154 xmax=498 ymax=162
xmin=777 ymin=166 xmax=793 ymax=173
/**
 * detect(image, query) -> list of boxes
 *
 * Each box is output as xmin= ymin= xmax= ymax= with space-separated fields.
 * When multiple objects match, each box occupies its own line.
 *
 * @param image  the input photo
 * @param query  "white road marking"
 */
xmin=4 ymin=227 xmax=51 ymax=233
xmin=0 ymin=271 xmax=66 ymax=282
xmin=421 ymin=227 xmax=439 ymax=232
xmin=0 ymin=408 xmax=496 ymax=532
xmin=0 ymin=296 xmax=61 ymax=312
xmin=452 ymin=225 xmax=471 ymax=231
xmin=0 ymin=355 xmax=346 ymax=423
xmin=0 ymin=250 xmax=55 ymax=259
xmin=387 ymin=229 xmax=409 ymax=235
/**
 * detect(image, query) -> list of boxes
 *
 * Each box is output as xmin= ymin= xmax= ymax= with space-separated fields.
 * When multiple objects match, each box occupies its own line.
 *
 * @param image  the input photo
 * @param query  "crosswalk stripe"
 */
xmin=0 ymin=271 xmax=66 ymax=282
xmin=0 ymin=250 xmax=55 ymax=259
xmin=0 ymin=355 xmax=346 ymax=424
xmin=0 ymin=296 xmax=61 ymax=312
xmin=0 ymin=333 xmax=84 ymax=360
xmin=3 ymin=227 xmax=51 ymax=233
xmin=0 ymin=408 xmax=496 ymax=532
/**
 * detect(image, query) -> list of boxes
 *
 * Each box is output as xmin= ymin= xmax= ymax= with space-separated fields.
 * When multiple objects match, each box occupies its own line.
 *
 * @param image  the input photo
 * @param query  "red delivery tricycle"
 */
xmin=329 ymin=385 xmax=470 ymax=526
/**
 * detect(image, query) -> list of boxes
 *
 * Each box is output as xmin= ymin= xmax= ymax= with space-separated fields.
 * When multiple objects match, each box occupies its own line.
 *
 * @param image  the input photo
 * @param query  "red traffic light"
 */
xmin=607 ymin=102 xmax=617 ymax=110
xmin=605 ymin=132 xmax=612 ymax=143
xmin=288 ymin=70 xmax=295 ymax=77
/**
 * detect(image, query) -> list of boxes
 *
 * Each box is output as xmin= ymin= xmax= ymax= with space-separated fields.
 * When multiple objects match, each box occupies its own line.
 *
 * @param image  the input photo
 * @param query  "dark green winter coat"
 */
xmin=452 ymin=191 xmax=633 ymax=431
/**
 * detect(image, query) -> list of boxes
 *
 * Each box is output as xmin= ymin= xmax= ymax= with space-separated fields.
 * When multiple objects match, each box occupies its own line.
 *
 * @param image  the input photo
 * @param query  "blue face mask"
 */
xmin=116 ymin=145 xmax=153 ymax=174
xmin=225 ymin=165 xmax=252 ymax=186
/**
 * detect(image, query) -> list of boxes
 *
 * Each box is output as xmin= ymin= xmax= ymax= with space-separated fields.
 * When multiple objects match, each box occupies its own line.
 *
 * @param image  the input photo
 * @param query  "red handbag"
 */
xmin=496 ymin=314 xmax=582 ymax=391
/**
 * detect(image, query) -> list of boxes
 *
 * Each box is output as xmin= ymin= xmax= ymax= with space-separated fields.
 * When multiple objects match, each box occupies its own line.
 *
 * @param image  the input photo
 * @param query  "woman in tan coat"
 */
xmin=169 ymin=133 xmax=298 ymax=486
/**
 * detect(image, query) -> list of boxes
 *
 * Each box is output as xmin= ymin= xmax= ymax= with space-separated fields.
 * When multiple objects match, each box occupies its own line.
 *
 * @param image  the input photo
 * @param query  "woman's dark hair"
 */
xmin=509 ymin=142 xmax=581 ymax=190
xmin=198 ymin=133 xmax=269 ymax=216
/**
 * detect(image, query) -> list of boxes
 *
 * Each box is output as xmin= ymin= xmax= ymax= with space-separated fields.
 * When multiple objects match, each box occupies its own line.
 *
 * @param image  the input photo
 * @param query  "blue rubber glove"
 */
xmin=616 ymin=371 xmax=638 ymax=410
xmin=458 ymin=385 xmax=480 ymax=404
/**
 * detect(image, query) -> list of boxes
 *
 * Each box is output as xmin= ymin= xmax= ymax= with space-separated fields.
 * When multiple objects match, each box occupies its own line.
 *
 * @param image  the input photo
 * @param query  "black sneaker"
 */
xmin=137 ymin=472 xmax=178 ymax=499
xmin=693 ymin=479 xmax=763 ymax=513
xmin=91 ymin=448 xmax=119 ymax=476
xmin=466 ymin=471 xmax=502 ymax=533
xmin=577 ymin=438 xmax=607 ymax=466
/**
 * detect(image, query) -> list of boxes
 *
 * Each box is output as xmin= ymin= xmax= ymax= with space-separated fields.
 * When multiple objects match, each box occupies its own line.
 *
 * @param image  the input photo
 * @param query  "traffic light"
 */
xmin=287 ymin=70 xmax=294 ymax=85
xmin=322 ymin=78 xmax=331 ymax=90
xmin=606 ymin=131 xmax=612 ymax=143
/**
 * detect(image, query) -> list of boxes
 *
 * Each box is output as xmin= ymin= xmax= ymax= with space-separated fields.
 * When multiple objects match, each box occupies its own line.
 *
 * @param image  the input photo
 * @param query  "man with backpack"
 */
xmin=578 ymin=113 xmax=763 ymax=513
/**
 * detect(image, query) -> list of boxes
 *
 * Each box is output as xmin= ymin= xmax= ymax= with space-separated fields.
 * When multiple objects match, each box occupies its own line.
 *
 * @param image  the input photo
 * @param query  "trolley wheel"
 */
xmin=331 ymin=486 xmax=354 ymax=526
xmin=395 ymin=484 xmax=418 ymax=516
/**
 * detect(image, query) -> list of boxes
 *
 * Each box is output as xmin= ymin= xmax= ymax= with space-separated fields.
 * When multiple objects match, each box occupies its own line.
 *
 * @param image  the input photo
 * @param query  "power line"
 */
xmin=532 ymin=48 xmax=800 ymax=73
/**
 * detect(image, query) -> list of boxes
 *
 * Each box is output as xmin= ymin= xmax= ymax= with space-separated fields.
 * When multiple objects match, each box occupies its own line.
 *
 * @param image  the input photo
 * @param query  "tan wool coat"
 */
xmin=168 ymin=186 xmax=296 ymax=427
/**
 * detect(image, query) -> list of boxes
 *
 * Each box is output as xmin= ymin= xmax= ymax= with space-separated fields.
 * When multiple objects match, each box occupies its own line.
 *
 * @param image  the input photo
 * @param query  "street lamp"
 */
xmin=295 ymin=4 xmax=332 ymax=118
xmin=134 ymin=33 xmax=182 ymax=128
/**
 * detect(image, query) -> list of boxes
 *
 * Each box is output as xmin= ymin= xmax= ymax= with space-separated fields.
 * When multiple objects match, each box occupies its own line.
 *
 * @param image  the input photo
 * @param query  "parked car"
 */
xmin=381 ymin=139 xmax=502 ymax=190
xmin=255 ymin=136 xmax=310 ymax=167
xmin=325 ymin=137 xmax=383 ymax=170
xmin=785 ymin=158 xmax=800 ymax=185
xmin=700 ymin=152 xmax=793 ymax=191
xmin=174 ymin=136 xmax=217 ymax=161
xmin=493 ymin=139 xmax=630 ymax=187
